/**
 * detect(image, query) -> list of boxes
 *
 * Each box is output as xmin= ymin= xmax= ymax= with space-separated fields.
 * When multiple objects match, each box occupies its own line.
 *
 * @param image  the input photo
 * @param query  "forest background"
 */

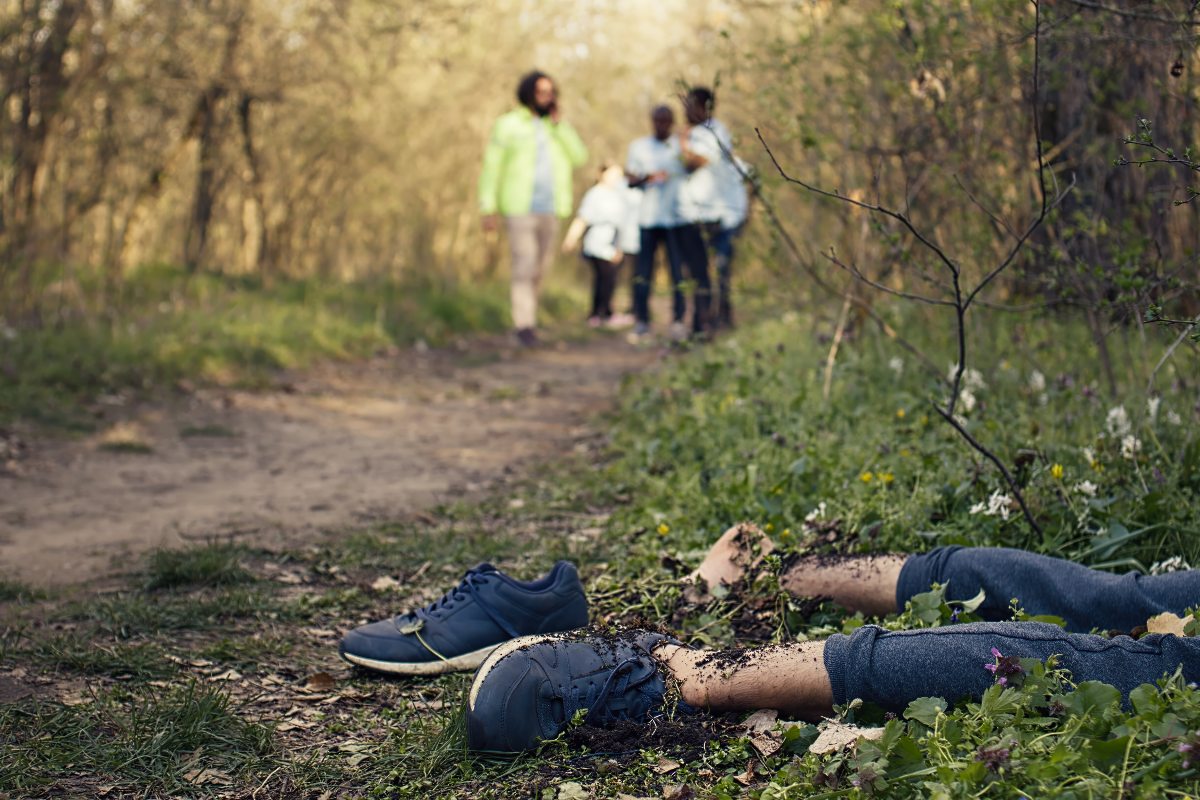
xmin=1 ymin=0 xmax=1197 ymax=419
xmin=4 ymin=0 xmax=1200 ymax=798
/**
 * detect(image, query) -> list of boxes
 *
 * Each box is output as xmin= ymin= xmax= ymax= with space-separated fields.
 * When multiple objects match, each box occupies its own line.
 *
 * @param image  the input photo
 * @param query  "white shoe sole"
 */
xmin=340 ymin=644 xmax=498 ymax=675
xmin=468 ymin=633 xmax=563 ymax=710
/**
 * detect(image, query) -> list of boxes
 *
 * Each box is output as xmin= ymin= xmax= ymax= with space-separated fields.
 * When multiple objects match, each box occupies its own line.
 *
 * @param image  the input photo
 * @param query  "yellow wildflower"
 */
xmin=860 ymin=471 xmax=874 ymax=483
xmin=896 ymin=408 xmax=906 ymax=419
xmin=900 ymin=448 xmax=912 ymax=458
xmin=1050 ymin=463 xmax=1064 ymax=480
xmin=657 ymin=523 xmax=670 ymax=536
xmin=880 ymin=472 xmax=895 ymax=484
xmin=765 ymin=523 xmax=775 ymax=532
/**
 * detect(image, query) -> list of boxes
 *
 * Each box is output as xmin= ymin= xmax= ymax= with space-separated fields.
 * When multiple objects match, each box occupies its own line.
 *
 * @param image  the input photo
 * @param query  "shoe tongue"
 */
xmin=473 ymin=563 xmax=498 ymax=574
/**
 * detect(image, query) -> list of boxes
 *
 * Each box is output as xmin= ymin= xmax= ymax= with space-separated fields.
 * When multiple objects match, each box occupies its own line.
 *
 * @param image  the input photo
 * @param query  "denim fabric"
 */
xmin=673 ymin=223 xmax=712 ymax=332
xmin=633 ymin=227 xmax=685 ymax=324
xmin=703 ymin=222 xmax=741 ymax=326
xmin=824 ymin=621 xmax=1200 ymax=710
xmin=897 ymin=546 xmax=1200 ymax=633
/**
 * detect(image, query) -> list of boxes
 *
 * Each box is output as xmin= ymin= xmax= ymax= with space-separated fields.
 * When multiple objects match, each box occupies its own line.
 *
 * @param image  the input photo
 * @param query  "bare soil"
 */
xmin=0 ymin=335 xmax=657 ymax=586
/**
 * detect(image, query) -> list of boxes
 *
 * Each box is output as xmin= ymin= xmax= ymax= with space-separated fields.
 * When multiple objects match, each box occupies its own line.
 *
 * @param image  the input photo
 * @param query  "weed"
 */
xmin=143 ymin=543 xmax=254 ymax=591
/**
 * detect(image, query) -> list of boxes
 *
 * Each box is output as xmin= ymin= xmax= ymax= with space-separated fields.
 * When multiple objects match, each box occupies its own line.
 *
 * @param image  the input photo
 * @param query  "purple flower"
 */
xmin=975 ymin=742 xmax=1013 ymax=771
xmin=984 ymin=647 xmax=1024 ymax=686
xmin=950 ymin=607 xmax=961 ymax=623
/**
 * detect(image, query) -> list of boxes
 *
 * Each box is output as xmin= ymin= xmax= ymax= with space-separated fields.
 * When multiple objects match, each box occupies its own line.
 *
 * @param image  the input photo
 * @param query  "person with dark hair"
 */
xmin=461 ymin=523 xmax=1200 ymax=753
xmin=479 ymin=71 xmax=588 ymax=347
xmin=626 ymin=105 xmax=688 ymax=342
xmin=678 ymin=86 xmax=749 ymax=330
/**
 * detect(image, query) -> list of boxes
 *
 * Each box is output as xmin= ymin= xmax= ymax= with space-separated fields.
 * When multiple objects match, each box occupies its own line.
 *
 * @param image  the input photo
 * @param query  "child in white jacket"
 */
xmin=562 ymin=163 xmax=636 ymax=328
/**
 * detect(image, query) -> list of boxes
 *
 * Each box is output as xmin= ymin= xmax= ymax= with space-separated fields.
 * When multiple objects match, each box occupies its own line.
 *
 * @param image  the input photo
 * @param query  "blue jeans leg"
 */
xmin=897 ymin=546 xmax=1200 ymax=633
xmin=823 ymin=621 xmax=1200 ymax=710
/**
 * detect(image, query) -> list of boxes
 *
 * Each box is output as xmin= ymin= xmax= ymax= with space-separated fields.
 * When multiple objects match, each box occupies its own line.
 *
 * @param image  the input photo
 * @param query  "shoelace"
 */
xmin=395 ymin=565 xmax=522 ymax=640
xmin=576 ymin=657 xmax=660 ymax=726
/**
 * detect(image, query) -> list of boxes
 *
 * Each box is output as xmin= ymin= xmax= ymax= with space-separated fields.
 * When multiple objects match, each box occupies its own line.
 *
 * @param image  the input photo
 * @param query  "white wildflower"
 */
xmin=1121 ymin=435 xmax=1142 ymax=459
xmin=804 ymin=502 xmax=827 ymax=523
xmin=1168 ymin=410 xmax=1183 ymax=426
xmin=970 ymin=490 xmax=1012 ymax=521
xmin=960 ymin=388 xmax=977 ymax=413
xmin=1150 ymin=556 xmax=1191 ymax=575
xmin=947 ymin=364 xmax=987 ymax=391
xmin=1147 ymin=396 xmax=1161 ymax=422
xmin=1075 ymin=480 xmax=1098 ymax=497
xmin=1106 ymin=406 xmax=1131 ymax=437
xmin=1083 ymin=446 xmax=1096 ymax=465
xmin=1029 ymin=370 xmax=1046 ymax=393
xmin=888 ymin=357 xmax=904 ymax=376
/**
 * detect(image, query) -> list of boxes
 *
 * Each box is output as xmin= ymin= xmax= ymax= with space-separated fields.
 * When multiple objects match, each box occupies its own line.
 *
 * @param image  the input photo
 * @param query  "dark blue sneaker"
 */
xmin=466 ymin=628 xmax=674 ymax=753
xmin=338 ymin=562 xmax=588 ymax=675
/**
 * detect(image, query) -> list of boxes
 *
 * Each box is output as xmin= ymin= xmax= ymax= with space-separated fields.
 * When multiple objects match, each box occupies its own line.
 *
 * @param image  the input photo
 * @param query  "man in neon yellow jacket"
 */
xmin=479 ymin=71 xmax=588 ymax=346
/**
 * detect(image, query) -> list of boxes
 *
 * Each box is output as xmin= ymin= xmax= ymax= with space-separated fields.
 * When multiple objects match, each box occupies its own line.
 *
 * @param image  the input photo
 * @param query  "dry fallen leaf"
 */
xmin=740 ymin=709 xmax=782 ymax=756
xmin=653 ymin=757 xmax=680 ymax=774
xmin=303 ymin=672 xmax=337 ymax=692
xmin=733 ymin=759 xmax=756 ymax=786
xmin=809 ymin=721 xmax=886 ymax=755
xmin=1147 ymin=612 xmax=1191 ymax=636
xmin=209 ymin=669 xmax=242 ymax=682
xmin=662 ymin=785 xmax=696 ymax=800
xmin=371 ymin=575 xmax=401 ymax=592
xmin=183 ymin=767 xmax=233 ymax=786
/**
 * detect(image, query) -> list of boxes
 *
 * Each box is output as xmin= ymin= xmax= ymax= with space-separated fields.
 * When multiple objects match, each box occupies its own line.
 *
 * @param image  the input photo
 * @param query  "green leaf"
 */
xmin=1066 ymin=681 xmax=1122 ymax=716
xmin=956 ymin=588 xmax=987 ymax=613
xmin=903 ymin=696 xmax=947 ymax=727
xmin=1129 ymin=683 xmax=1161 ymax=715
xmin=1084 ymin=736 xmax=1130 ymax=769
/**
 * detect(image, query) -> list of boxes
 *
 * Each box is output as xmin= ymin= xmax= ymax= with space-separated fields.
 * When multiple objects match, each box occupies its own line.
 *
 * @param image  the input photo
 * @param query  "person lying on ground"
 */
xmin=340 ymin=523 xmax=1199 ymax=751
xmin=460 ymin=525 xmax=1200 ymax=752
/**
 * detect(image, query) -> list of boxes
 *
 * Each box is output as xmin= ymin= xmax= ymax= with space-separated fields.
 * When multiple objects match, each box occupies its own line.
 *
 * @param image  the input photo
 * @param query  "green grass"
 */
xmin=0 ymin=682 xmax=273 ymax=796
xmin=67 ymin=587 xmax=282 ymax=639
xmin=1 ymin=263 xmax=584 ymax=425
xmin=0 ymin=579 xmax=46 ymax=603
xmin=143 ymin=543 xmax=255 ymax=591
xmin=19 ymin=633 xmax=174 ymax=679
xmin=97 ymin=440 xmax=154 ymax=454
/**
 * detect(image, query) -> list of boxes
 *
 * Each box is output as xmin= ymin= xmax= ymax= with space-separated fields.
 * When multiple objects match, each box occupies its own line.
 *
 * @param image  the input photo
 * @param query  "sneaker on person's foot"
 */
xmin=516 ymin=327 xmax=539 ymax=347
xmin=605 ymin=312 xmax=635 ymax=330
xmin=466 ymin=628 xmax=675 ymax=753
xmin=338 ymin=562 xmax=588 ymax=675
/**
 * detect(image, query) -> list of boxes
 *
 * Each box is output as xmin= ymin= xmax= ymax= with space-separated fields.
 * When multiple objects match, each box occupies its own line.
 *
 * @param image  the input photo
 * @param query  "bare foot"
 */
xmin=682 ymin=522 xmax=775 ymax=604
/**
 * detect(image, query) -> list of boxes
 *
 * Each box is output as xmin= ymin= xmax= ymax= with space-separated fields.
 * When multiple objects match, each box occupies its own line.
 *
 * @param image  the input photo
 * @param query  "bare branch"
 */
xmin=820 ymin=248 xmax=956 ymax=307
xmin=755 ymin=129 xmax=962 ymax=279
xmin=1063 ymin=0 xmax=1200 ymax=25
xmin=933 ymin=403 xmax=1044 ymax=536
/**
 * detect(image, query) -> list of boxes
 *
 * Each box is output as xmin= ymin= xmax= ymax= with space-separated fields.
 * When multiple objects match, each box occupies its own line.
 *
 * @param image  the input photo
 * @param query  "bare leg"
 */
xmin=654 ymin=641 xmax=833 ymax=719
xmin=778 ymin=554 xmax=908 ymax=617
xmin=684 ymin=522 xmax=906 ymax=617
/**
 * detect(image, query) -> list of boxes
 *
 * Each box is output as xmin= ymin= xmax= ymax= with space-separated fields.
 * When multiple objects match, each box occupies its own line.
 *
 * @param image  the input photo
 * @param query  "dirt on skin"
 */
xmin=0 ymin=335 xmax=657 ymax=586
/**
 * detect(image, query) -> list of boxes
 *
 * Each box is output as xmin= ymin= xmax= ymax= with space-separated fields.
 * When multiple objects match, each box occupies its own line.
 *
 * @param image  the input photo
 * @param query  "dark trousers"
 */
xmin=823 ymin=546 xmax=1200 ymax=710
xmin=703 ymin=223 xmax=741 ymax=327
xmin=633 ymin=227 xmax=685 ymax=324
xmin=587 ymin=256 xmax=619 ymax=319
xmin=673 ymin=223 xmax=712 ymax=332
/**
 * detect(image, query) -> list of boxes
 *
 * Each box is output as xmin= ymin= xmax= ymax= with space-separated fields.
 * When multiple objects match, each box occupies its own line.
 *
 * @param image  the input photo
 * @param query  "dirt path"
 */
xmin=0 ymin=335 xmax=658 ymax=586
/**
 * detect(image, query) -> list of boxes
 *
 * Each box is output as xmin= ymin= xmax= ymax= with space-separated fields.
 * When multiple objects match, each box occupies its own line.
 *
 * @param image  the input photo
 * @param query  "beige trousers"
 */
xmin=504 ymin=214 xmax=560 ymax=330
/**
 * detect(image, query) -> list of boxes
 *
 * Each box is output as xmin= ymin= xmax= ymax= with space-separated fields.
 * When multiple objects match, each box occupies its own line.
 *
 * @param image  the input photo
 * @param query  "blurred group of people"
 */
xmin=478 ymin=71 xmax=750 ymax=347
